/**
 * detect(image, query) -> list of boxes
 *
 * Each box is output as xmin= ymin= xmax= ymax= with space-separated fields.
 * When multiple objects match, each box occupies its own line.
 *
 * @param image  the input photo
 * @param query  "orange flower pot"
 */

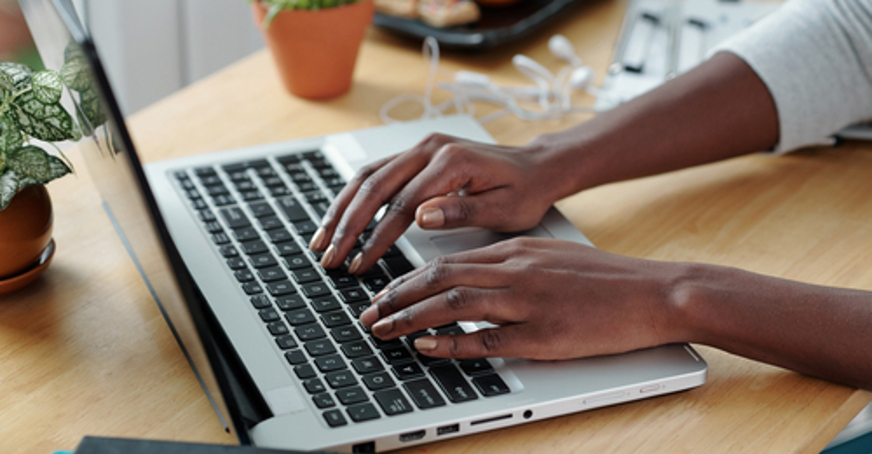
xmin=0 ymin=185 xmax=53 ymax=280
xmin=252 ymin=1 xmax=375 ymax=100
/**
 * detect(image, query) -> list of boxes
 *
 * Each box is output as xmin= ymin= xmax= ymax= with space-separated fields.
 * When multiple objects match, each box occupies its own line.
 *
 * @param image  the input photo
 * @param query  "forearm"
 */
xmin=526 ymin=52 xmax=779 ymax=200
xmin=670 ymin=263 xmax=872 ymax=390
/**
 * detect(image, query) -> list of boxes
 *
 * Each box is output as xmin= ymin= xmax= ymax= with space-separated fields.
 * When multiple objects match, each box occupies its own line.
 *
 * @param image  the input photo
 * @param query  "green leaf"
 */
xmin=0 ymin=70 xmax=13 ymax=92
xmin=78 ymin=87 xmax=106 ymax=129
xmin=8 ymin=146 xmax=52 ymax=182
xmin=60 ymin=55 xmax=91 ymax=92
xmin=0 ymin=170 xmax=19 ymax=210
xmin=0 ymin=62 xmax=33 ymax=90
xmin=64 ymin=41 xmax=86 ymax=63
xmin=0 ymin=151 xmax=5 ymax=174
xmin=0 ymin=115 xmax=24 ymax=153
xmin=264 ymin=4 xmax=283 ymax=27
xmin=7 ymin=91 xmax=77 ymax=142
xmin=31 ymin=70 xmax=64 ymax=104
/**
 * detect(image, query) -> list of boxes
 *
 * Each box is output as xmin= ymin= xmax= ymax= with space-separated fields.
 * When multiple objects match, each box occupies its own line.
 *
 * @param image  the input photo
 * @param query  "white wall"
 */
xmin=78 ymin=0 xmax=264 ymax=115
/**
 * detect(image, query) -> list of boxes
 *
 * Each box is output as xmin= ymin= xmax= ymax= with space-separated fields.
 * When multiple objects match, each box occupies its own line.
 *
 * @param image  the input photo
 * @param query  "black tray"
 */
xmin=373 ymin=0 xmax=588 ymax=51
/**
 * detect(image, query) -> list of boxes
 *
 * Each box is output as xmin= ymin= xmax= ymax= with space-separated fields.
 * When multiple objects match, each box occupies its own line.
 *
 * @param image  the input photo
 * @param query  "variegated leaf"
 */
xmin=31 ymin=70 xmax=64 ymax=104
xmin=0 ymin=170 xmax=19 ymax=210
xmin=0 ymin=70 xmax=13 ymax=92
xmin=0 ymin=62 xmax=33 ymax=89
xmin=0 ymin=116 xmax=23 ymax=153
xmin=8 ymin=146 xmax=52 ymax=182
xmin=60 ymin=55 xmax=91 ymax=92
xmin=8 ymin=91 xmax=77 ymax=142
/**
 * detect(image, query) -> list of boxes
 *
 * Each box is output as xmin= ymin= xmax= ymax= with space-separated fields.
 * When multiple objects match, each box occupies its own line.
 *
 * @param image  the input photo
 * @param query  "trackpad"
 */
xmin=429 ymin=225 xmax=553 ymax=256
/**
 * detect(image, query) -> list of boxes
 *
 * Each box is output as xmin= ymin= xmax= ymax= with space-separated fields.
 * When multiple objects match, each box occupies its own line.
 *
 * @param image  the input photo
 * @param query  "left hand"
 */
xmin=359 ymin=237 xmax=689 ymax=360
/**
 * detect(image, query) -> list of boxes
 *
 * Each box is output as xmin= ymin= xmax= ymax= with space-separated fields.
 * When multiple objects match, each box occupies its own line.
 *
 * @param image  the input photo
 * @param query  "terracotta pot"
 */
xmin=0 ymin=185 xmax=53 ymax=279
xmin=252 ymin=0 xmax=375 ymax=100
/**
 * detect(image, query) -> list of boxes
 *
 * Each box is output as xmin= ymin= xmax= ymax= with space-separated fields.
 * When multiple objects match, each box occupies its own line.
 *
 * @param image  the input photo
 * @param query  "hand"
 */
xmin=359 ymin=237 xmax=687 ymax=360
xmin=309 ymin=133 xmax=566 ymax=274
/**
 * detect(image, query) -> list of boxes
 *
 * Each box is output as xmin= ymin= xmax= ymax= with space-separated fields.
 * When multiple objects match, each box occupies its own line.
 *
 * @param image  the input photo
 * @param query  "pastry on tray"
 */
xmin=375 ymin=0 xmax=481 ymax=27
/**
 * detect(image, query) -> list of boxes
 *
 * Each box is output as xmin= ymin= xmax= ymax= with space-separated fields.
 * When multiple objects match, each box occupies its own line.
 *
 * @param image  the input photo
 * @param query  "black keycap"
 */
xmin=296 ymin=181 xmax=317 ymax=192
xmin=276 ymin=295 xmax=306 ymax=311
xmin=295 ymin=324 xmax=326 ymax=341
xmin=206 ymin=184 xmax=229 ymax=197
xmin=257 ymin=267 xmax=286 ymax=282
xmin=241 ymin=240 xmax=269 ymax=255
xmin=382 ymin=256 xmax=415 ymax=278
xmin=381 ymin=346 xmax=414 ymax=364
xmin=293 ymin=220 xmax=318 ymax=235
xmin=211 ymin=232 xmax=231 ymax=245
xmin=325 ymin=370 xmax=358 ymax=389
xmin=262 ymin=176 xmax=284 ymax=187
xmin=347 ymin=302 xmax=371 ymax=318
xmin=199 ymin=176 xmax=222 ymax=187
xmin=403 ymin=379 xmax=446 ymax=410
xmin=268 ymin=229 xmax=294 ymax=244
xmin=373 ymin=388 xmax=412 ymax=416
xmin=305 ymin=339 xmax=337 ymax=357
xmin=304 ymin=378 xmax=326 ymax=394
xmin=319 ymin=312 xmax=350 ymax=329
xmin=266 ymin=280 xmax=296 ymax=296
xmin=305 ymin=191 xmax=328 ymax=204
xmin=195 ymin=167 xmax=217 ymax=177
xmin=276 ymin=335 xmax=297 ymax=350
xmin=250 ymin=253 xmax=278 ymax=269
xmin=220 ymin=207 xmax=251 ymax=229
xmin=315 ymin=354 xmax=347 ymax=373
xmin=473 ymin=374 xmax=510 ymax=397
xmin=429 ymin=365 xmax=478 ymax=403
xmin=203 ymin=221 xmax=223 ymax=234
xmin=313 ymin=393 xmax=336 ymax=409
xmin=267 ymin=321 xmax=289 ymax=336
xmin=255 ymin=166 xmax=275 ymax=177
xmin=418 ymin=354 xmax=450 ymax=367
xmin=250 ymin=295 xmax=271 ymax=309
xmin=363 ymin=275 xmax=389 ymax=293
xmin=459 ymin=359 xmax=495 ymax=376
xmin=363 ymin=372 xmax=395 ymax=391
xmin=372 ymin=337 xmax=403 ymax=349
xmin=295 ymin=364 xmax=317 ymax=379
xmin=212 ymin=195 xmax=235 ymax=206
xmin=284 ymin=349 xmax=307 ymax=365
xmin=285 ymin=309 xmax=316 ymax=326
xmin=269 ymin=186 xmax=290 ymax=196
xmin=191 ymin=199 xmax=207 ymax=210
xmin=249 ymin=203 xmax=276 ymax=219
xmin=342 ymin=341 xmax=374 ymax=359
xmin=327 ymin=269 xmax=357 ymax=288
xmin=346 ymin=403 xmax=380 ymax=422
xmin=174 ymin=170 xmax=190 ymax=181
xmin=288 ymin=170 xmax=310 ymax=183
xmin=242 ymin=282 xmax=263 ymax=295
xmin=339 ymin=286 xmax=368 ymax=303
xmin=302 ymin=150 xmax=324 ymax=161
xmin=311 ymin=296 xmax=341 ymax=313
xmin=278 ymin=154 xmax=302 ymax=166
xmin=352 ymin=356 xmax=384 ymax=374
xmin=392 ymin=362 xmax=425 ymax=381
xmin=198 ymin=209 xmax=216 ymax=223
xmin=235 ymin=180 xmax=256 ymax=191
xmin=234 ymin=269 xmax=254 ymax=283
xmin=277 ymin=197 xmax=310 ymax=222
xmin=311 ymin=201 xmax=330 ymax=218
xmin=302 ymin=283 xmax=331 ymax=298
xmin=233 ymin=227 xmax=260 ymax=242
xmin=335 ymin=386 xmax=368 ymax=406
xmin=291 ymin=267 xmax=321 ymax=284
xmin=284 ymin=255 xmax=311 ymax=270
xmin=240 ymin=190 xmax=263 ymax=201
xmin=331 ymin=326 xmax=362 ymax=343
xmin=227 ymin=257 xmax=247 ymax=270
xmin=435 ymin=324 xmax=465 ymax=337
xmin=228 ymin=171 xmax=249 ymax=182
xmin=259 ymin=308 xmax=280 ymax=322
xmin=259 ymin=216 xmax=284 ymax=231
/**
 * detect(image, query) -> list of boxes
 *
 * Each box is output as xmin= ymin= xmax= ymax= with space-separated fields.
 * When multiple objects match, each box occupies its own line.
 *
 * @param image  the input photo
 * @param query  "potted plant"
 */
xmin=250 ymin=0 xmax=376 ymax=100
xmin=0 ymin=60 xmax=77 ymax=294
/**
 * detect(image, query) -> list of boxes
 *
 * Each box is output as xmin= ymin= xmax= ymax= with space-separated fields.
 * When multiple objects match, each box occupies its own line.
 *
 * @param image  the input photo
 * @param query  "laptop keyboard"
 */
xmin=173 ymin=150 xmax=510 ymax=428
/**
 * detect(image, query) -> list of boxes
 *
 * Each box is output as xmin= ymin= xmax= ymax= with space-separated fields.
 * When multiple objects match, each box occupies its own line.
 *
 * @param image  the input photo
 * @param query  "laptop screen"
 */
xmin=18 ymin=0 xmax=248 ymax=440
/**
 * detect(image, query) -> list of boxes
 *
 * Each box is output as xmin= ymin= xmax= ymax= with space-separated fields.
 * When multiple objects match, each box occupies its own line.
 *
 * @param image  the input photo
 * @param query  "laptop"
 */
xmin=20 ymin=1 xmax=707 ymax=451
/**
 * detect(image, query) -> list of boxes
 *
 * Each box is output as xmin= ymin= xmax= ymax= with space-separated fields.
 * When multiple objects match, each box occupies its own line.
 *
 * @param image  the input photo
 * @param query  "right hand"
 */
xmin=311 ymin=133 xmax=565 ymax=274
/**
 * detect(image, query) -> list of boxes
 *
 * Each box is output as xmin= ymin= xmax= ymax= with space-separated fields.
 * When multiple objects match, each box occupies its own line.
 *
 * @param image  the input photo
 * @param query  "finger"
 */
xmin=413 ymin=326 xmax=529 ymax=359
xmin=415 ymin=190 xmax=527 ymax=231
xmin=310 ymin=155 xmax=393 ymax=252
xmin=370 ymin=287 xmax=518 ymax=339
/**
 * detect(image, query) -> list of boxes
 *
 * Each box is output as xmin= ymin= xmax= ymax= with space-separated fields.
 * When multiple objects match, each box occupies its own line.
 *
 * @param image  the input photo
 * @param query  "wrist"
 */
xmin=662 ymin=262 xmax=725 ymax=346
xmin=523 ymin=130 xmax=603 ymax=202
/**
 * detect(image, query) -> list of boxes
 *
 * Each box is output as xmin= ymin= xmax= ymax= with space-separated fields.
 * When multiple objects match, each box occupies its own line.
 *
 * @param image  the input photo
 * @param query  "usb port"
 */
xmin=437 ymin=424 xmax=460 ymax=436
xmin=399 ymin=430 xmax=426 ymax=442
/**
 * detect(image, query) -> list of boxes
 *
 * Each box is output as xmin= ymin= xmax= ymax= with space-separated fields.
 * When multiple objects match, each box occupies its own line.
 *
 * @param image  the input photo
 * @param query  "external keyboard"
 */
xmin=172 ymin=150 xmax=510 ymax=428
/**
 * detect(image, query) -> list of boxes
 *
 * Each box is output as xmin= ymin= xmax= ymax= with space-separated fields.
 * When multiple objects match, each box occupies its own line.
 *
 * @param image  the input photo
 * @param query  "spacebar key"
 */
xmin=429 ymin=365 xmax=478 ymax=403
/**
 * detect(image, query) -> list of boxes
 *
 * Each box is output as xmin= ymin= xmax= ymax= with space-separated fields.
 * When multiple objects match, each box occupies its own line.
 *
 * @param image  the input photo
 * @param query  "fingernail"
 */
xmin=415 ymin=337 xmax=438 ymax=351
xmin=418 ymin=206 xmax=445 ymax=229
xmin=320 ymin=244 xmax=336 ymax=268
xmin=309 ymin=227 xmax=327 ymax=251
xmin=359 ymin=305 xmax=379 ymax=326
xmin=348 ymin=251 xmax=364 ymax=274
xmin=371 ymin=287 xmax=389 ymax=303
xmin=372 ymin=317 xmax=391 ymax=336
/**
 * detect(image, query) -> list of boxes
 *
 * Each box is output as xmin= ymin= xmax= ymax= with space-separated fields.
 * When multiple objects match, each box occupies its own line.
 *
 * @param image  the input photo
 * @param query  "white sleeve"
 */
xmin=711 ymin=0 xmax=872 ymax=154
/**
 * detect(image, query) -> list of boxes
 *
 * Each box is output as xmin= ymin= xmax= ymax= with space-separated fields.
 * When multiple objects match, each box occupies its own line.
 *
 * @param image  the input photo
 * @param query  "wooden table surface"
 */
xmin=2 ymin=1 xmax=870 ymax=452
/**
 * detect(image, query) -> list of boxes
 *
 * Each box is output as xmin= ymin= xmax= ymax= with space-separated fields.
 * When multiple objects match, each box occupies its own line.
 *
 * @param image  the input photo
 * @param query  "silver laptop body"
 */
xmin=22 ymin=1 xmax=707 ymax=452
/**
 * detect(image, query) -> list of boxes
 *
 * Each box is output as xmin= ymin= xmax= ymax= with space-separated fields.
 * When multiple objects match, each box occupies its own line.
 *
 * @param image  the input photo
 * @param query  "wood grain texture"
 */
xmin=1 ymin=1 xmax=869 ymax=452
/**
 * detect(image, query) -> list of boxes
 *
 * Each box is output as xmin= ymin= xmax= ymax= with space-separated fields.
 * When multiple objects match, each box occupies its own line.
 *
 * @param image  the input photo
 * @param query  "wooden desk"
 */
xmin=2 ymin=1 xmax=870 ymax=452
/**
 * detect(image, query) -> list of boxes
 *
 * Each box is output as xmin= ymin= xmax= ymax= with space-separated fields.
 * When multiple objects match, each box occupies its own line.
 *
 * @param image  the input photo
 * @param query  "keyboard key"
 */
xmin=259 ymin=308 xmax=280 ymax=322
xmin=291 ymin=267 xmax=321 ymax=284
xmin=191 ymin=199 xmax=207 ymax=210
xmin=326 ymin=269 xmax=357 ymax=288
xmin=381 ymin=346 xmax=414 ymax=364
xmin=241 ymin=240 xmax=269 ymax=255
xmin=295 ymin=364 xmax=317 ymax=379
xmin=473 ymin=374 xmax=510 ymax=397
xmin=331 ymin=326 xmax=362 ymax=343
xmin=305 ymin=339 xmax=337 ymax=357
xmin=322 ymin=311 xmax=352 ymax=328
xmin=325 ymin=370 xmax=358 ymax=389
xmin=339 ymin=286 xmax=368 ymax=303
xmin=404 ymin=379 xmax=446 ymax=409
xmin=286 ymin=309 xmax=316 ymax=326
xmin=218 ymin=244 xmax=237 ymax=258
xmin=267 ymin=321 xmax=289 ymax=336
xmin=363 ymin=372 xmax=395 ymax=391
xmin=335 ymin=386 xmax=368 ymax=406
xmin=219 ymin=207 xmax=251 ymax=229
xmin=258 ymin=216 xmax=284 ymax=231
xmin=194 ymin=166 xmax=217 ymax=177
xmin=232 ymin=227 xmax=260 ymax=242
xmin=311 ymin=296 xmax=342 ymax=313
xmin=373 ymin=388 xmax=412 ymax=415
xmin=435 ymin=324 xmax=465 ymax=337
xmin=212 ymin=195 xmax=235 ymax=206
xmin=313 ymin=393 xmax=336 ymax=409
xmin=347 ymin=302 xmax=371 ymax=318
xmin=296 ymin=181 xmax=318 ymax=192
xmin=277 ymin=154 xmax=302 ymax=166
xmin=248 ymin=201 xmax=276 ymax=219
xmin=346 ymin=403 xmax=380 ymax=422
xmin=250 ymin=295 xmax=271 ymax=309
xmin=302 ymin=283 xmax=331 ymax=298
xmin=235 ymin=180 xmax=256 ymax=191
xmin=315 ymin=354 xmax=347 ymax=373
xmin=284 ymin=349 xmax=307 ymax=365
xmin=430 ymin=365 xmax=478 ymax=403
xmin=234 ymin=269 xmax=254 ymax=283
xmin=257 ymin=267 xmax=286 ymax=282
xmin=267 ymin=229 xmax=294 ymax=244
xmin=240 ymin=190 xmax=263 ymax=201
xmin=352 ymin=356 xmax=384 ymax=374
xmin=211 ymin=232 xmax=231 ymax=245
xmin=304 ymin=378 xmax=327 ymax=394
xmin=418 ymin=354 xmax=450 ymax=367
xmin=459 ymin=359 xmax=495 ymax=376
xmin=241 ymin=282 xmax=263 ymax=295
xmin=203 ymin=221 xmax=223 ymax=234
xmin=363 ymin=275 xmax=389 ymax=293
xmin=275 ymin=335 xmax=297 ymax=350
xmin=205 ymin=184 xmax=229 ymax=197
xmin=342 ymin=341 xmax=374 ymax=359
xmin=227 ymin=257 xmax=247 ymax=270
xmin=392 ymin=362 xmax=425 ymax=381
xmin=250 ymin=253 xmax=278 ymax=269
xmin=382 ymin=256 xmax=415 ymax=279
xmin=269 ymin=185 xmax=290 ymax=196
xmin=284 ymin=255 xmax=311 ymax=270
xmin=262 ymin=176 xmax=284 ymax=187
xmin=295 ymin=323 xmax=326 ymax=341
xmin=276 ymin=295 xmax=306 ymax=311
xmin=293 ymin=220 xmax=318 ymax=235
xmin=266 ymin=280 xmax=297 ymax=296
xmin=277 ymin=197 xmax=310 ymax=222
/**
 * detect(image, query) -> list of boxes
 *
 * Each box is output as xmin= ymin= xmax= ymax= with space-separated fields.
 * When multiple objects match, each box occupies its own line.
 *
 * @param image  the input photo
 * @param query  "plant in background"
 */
xmin=251 ymin=0 xmax=364 ymax=26
xmin=0 ymin=61 xmax=77 ymax=210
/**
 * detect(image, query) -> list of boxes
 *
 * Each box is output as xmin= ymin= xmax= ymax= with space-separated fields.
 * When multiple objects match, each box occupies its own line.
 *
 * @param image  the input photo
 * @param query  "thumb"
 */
xmin=415 ymin=192 xmax=507 ymax=230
